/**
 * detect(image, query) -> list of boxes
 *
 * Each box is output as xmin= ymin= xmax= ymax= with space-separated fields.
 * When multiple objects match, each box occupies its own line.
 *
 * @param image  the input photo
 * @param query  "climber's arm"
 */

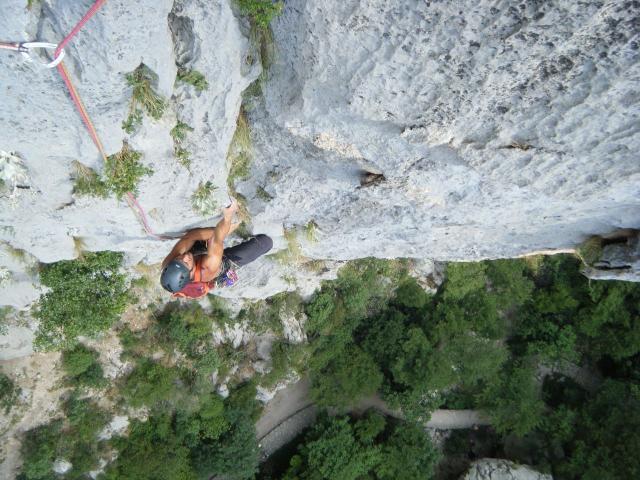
xmin=161 ymin=228 xmax=215 ymax=268
xmin=201 ymin=200 xmax=238 ymax=274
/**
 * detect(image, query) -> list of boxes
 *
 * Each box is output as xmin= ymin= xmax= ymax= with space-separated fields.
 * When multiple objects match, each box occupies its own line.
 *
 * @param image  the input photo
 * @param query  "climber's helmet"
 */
xmin=160 ymin=260 xmax=191 ymax=293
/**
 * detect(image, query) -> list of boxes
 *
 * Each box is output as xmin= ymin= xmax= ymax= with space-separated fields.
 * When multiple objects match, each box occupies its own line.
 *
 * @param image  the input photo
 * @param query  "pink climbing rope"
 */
xmin=50 ymin=0 xmax=170 ymax=240
xmin=54 ymin=0 xmax=109 ymax=58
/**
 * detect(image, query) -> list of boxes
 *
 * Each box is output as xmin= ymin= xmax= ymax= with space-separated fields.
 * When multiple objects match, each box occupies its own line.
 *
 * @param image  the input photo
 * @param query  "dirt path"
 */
xmin=256 ymin=378 xmax=490 ymax=459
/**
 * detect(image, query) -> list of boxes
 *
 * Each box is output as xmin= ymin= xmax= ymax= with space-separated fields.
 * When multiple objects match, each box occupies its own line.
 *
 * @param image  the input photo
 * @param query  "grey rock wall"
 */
xmin=0 ymin=0 xmax=259 ymax=307
xmin=1 ymin=0 xmax=640 ymax=310
xmin=245 ymin=0 xmax=640 ymax=262
xmin=461 ymin=459 xmax=552 ymax=480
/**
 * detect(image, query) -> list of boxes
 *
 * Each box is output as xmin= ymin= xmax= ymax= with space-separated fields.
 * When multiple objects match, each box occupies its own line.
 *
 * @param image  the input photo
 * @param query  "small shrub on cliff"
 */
xmin=18 ymin=396 xmax=108 ymax=480
xmin=176 ymin=68 xmax=209 ymax=92
xmin=104 ymin=142 xmax=153 ymax=198
xmin=121 ymin=358 xmax=179 ymax=408
xmin=123 ymin=63 xmax=166 ymax=133
xmin=0 ymin=372 xmax=20 ymax=413
xmin=61 ymin=344 xmax=107 ymax=388
xmin=191 ymin=181 xmax=218 ymax=217
xmin=34 ymin=251 xmax=130 ymax=350
xmin=237 ymin=0 xmax=283 ymax=29
xmin=72 ymin=161 xmax=109 ymax=198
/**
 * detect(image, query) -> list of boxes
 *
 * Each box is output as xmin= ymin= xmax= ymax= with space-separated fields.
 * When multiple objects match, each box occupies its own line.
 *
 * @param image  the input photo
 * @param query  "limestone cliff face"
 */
xmin=248 ymin=0 xmax=640 ymax=262
xmin=1 ymin=0 xmax=639 ymax=310
xmin=0 ymin=0 xmax=259 ymax=307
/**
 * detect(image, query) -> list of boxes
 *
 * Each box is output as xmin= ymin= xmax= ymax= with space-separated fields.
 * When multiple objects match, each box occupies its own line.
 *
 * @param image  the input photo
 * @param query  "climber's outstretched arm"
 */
xmin=161 ymin=227 xmax=215 ymax=268
xmin=201 ymin=200 xmax=238 ymax=274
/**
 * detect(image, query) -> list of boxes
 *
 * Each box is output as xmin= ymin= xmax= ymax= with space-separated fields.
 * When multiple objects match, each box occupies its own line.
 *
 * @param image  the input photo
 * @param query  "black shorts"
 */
xmin=223 ymin=234 xmax=273 ymax=267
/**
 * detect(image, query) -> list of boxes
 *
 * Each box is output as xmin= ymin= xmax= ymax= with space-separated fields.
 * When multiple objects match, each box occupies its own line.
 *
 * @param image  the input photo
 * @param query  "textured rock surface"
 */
xmin=246 ymin=0 xmax=640 ymax=263
xmin=461 ymin=459 xmax=552 ymax=480
xmin=0 ymin=2 xmax=639 ymax=312
xmin=583 ymin=231 xmax=640 ymax=281
xmin=0 ymin=0 xmax=259 ymax=303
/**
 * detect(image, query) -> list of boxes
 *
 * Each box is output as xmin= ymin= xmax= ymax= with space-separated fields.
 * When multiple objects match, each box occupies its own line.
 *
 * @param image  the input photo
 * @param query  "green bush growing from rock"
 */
xmin=61 ymin=344 xmax=107 ymax=388
xmin=18 ymin=396 xmax=109 ymax=480
xmin=104 ymin=142 xmax=153 ymax=199
xmin=121 ymin=358 xmax=180 ymax=408
xmin=0 ymin=372 xmax=20 ymax=413
xmin=123 ymin=63 xmax=166 ymax=133
xmin=35 ymin=251 xmax=130 ymax=351
xmin=280 ymin=412 xmax=440 ymax=480
xmin=102 ymin=413 xmax=196 ymax=480
xmin=237 ymin=0 xmax=284 ymax=29
xmin=176 ymin=69 xmax=209 ymax=92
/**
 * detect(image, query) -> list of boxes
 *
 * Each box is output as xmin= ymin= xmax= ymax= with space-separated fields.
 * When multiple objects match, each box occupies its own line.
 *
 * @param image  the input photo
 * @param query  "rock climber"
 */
xmin=160 ymin=198 xmax=273 ymax=298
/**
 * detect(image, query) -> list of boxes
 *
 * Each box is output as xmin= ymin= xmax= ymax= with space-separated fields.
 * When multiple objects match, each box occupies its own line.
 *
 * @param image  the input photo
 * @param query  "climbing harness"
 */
xmin=1 ymin=0 xmax=173 ymax=240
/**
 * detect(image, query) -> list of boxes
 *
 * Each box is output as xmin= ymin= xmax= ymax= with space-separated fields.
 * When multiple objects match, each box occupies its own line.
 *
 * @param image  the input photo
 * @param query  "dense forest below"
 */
xmin=2 ymin=254 xmax=639 ymax=480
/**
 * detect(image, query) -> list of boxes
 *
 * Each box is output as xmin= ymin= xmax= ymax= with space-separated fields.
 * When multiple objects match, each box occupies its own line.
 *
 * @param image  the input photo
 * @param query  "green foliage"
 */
xmin=171 ymin=121 xmax=194 ymax=142
xmin=102 ymin=414 xmax=196 ymax=480
xmin=176 ymin=69 xmax=209 ymax=91
xmin=19 ymin=420 xmax=64 ymax=480
xmin=580 ymin=280 xmax=640 ymax=360
xmin=261 ymin=340 xmax=309 ymax=388
xmin=304 ymin=220 xmax=319 ymax=243
xmin=509 ymin=255 xmax=640 ymax=364
xmin=125 ymin=64 xmax=165 ymax=127
xmin=377 ymin=421 xmax=441 ymax=480
xmin=19 ymin=396 xmax=108 ymax=480
xmin=71 ymin=161 xmax=109 ymax=198
xmin=156 ymin=303 xmax=214 ymax=357
xmin=104 ymin=142 xmax=152 ymax=199
xmin=281 ymin=413 xmax=439 ymax=480
xmin=227 ymin=109 xmax=252 ymax=188
xmin=237 ymin=0 xmax=284 ymax=29
xmin=176 ymin=394 xmax=230 ymax=447
xmin=477 ymin=361 xmax=545 ymax=436
xmin=191 ymin=181 xmax=218 ymax=217
xmin=35 ymin=251 xmax=129 ymax=350
xmin=121 ymin=108 xmax=143 ymax=134
xmin=121 ymin=359 xmax=179 ymax=408
xmin=0 ymin=372 xmax=20 ymax=413
xmin=0 ymin=305 xmax=12 ymax=335
xmin=171 ymin=121 xmax=194 ymax=167
xmin=103 ymin=384 xmax=258 ymax=480
xmin=576 ymin=236 xmax=603 ymax=266
xmin=175 ymin=147 xmax=191 ymax=168
xmin=442 ymin=261 xmax=487 ymax=301
xmin=191 ymin=383 xmax=260 ymax=480
xmin=61 ymin=344 xmax=107 ymax=388
xmin=559 ymin=380 xmax=640 ymax=480
xmin=311 ymin=345 xmax=383 ymax=409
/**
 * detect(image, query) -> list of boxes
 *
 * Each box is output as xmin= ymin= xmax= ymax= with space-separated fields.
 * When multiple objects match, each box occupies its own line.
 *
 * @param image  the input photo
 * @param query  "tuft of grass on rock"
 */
xmin=170 ymin=121 xmax=193 ymax=142
xmin=227 ymin=109 xmax=252 ymax=187
xmin=171 ymin=121 xmax=194 ymax=169
xmin=104 ymin=142 xmax=153 ymax=199
xmin=256 ymin=185 xmax=273 ymax=202
xmin=176 ymin=68 xmax=209 ymax=92
xmin=122 ymin=64 xmax=165 ymax=133
xmin=576 ymin=236 xmax=603 ymax=266
xmin=0 ymin=372 xmax=21 ymax=413
xmin=237 ymin=0 xmax=284 ymax=29
xmin=269 ymin=226 xmax=303 ymax=266
xmin=175 ymin=148 xmax=191 ymax=168
xmin=191 ymin=181 xmax=218 ymax=217
xmin=304 ymin=220 xmax=319 ymax=243
xmin=72 ymin=161 xmax=109 ymax=198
